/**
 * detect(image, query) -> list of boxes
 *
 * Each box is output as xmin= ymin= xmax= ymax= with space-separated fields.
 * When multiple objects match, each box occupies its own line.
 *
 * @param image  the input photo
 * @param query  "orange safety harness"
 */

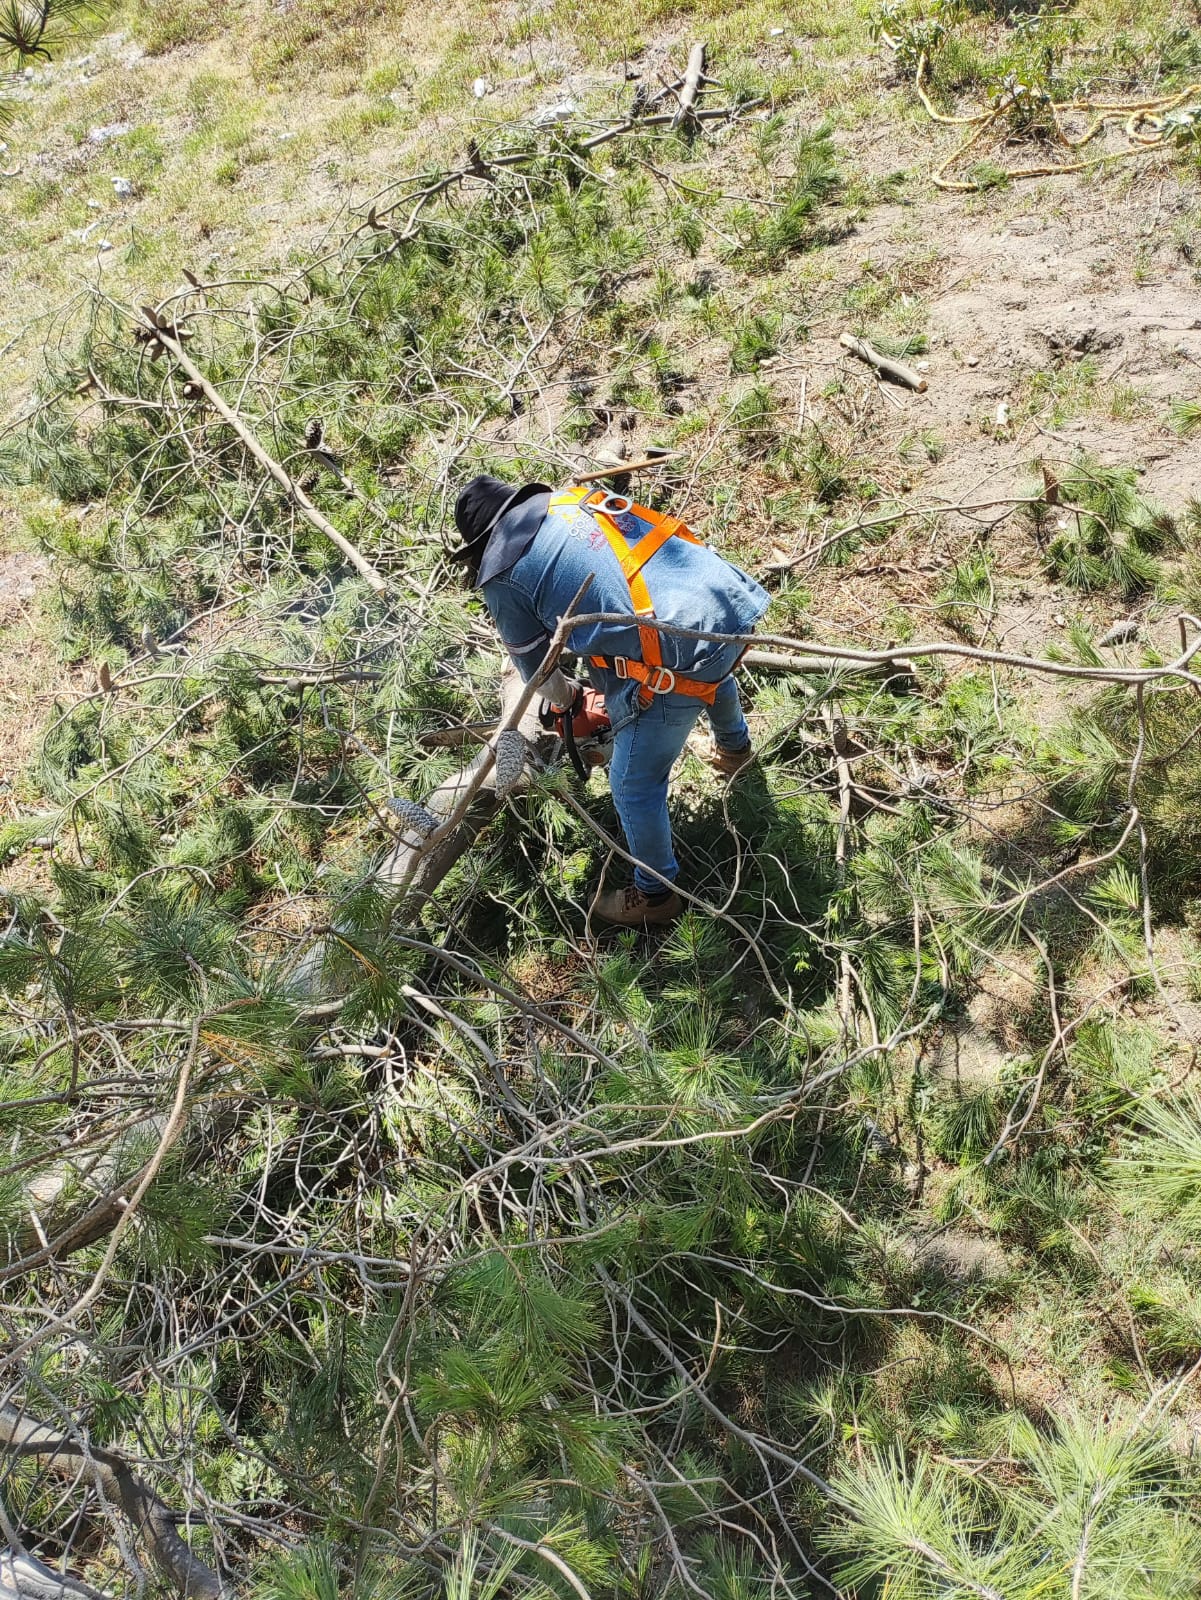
xmin=549 ymin=485 xmax=734 ymax=708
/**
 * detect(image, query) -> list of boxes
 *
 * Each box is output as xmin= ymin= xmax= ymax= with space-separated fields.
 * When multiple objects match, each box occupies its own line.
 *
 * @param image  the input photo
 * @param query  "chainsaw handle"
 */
xmin=568 ymin=451 xmax=680 ymax=485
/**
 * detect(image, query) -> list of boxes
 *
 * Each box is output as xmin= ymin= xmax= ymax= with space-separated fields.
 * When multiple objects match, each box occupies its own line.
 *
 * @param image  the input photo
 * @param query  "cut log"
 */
xmin=375 ymin=664 xmax=546 ymax=902
xmin=839 ymin=331 xmax=928 ymax=393
xmin=0 ymin=1544 xmax=109 ymax=1600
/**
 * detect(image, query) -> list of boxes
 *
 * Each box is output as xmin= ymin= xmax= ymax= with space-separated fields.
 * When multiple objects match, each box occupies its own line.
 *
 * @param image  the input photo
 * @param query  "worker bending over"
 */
xmin=452 ymin=474 xmax=769 ymax=927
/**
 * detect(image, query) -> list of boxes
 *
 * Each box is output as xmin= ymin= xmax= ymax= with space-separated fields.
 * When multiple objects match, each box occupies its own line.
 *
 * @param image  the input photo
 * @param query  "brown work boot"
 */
xmin=690 ymin=731 xmax=755 ymax=778
xmin=592 ymin=883 xmax=683 ymax=928
xmin=712 ymin=741 xmax=754 ymax=777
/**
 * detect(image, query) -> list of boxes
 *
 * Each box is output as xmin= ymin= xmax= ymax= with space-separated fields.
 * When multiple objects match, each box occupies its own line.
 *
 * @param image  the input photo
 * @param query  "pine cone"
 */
xmin=493 ymin=730 xmax=527 ymax=800
xmin=386 ymin=796 xmax=441 ymax=838
xmin=304 ymin=417 xmax=325 ymax=451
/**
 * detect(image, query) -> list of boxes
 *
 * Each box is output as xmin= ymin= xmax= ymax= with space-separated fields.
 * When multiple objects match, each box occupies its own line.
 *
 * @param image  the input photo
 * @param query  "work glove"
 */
xmin=540 ymin=670 xmax=580 ymax=714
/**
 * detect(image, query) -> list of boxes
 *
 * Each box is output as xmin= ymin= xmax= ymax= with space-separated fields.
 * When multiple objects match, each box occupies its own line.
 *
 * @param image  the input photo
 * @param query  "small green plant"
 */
xmin=1112 ymin=1093 xmax=1201 ymax=1227
xmin=729 ymin=312 xmax=780 ymax=374
xmin=1035 ymin=458 xmax=1174 ymax=597
xmin=801 ymin=430 xmax=854 ymax=507
xmin=1169 ymin=398 xmax=1201 ymax=436
xmin=1107 ymin=381 xmax=1150 ymax=422
xmin=730 ymin=124 xmax=840 ymax=268
xmin=1000 ymin=7 xmax=1085 ymax=99
xmin=936 ymin=547 xmax=993 ymax=637
xmin=128 ymin=0 xmax=223 ymax=53
xmin=966 ymin=159 xmax=1011 ymax=191
xmin=823 ymin=1413 xmax=1201 ymax=1598
xmin=928 ymin=1082 xmax=1003 ymax=1161
xmin=866 ymin=329 xmax=930 ymax=359
xmin=870 ymin=0 xmax=952 ymax=76
xmin=1024 ymin=356 xmax=1099 ymax=424
xmin=732 ymin=382 xmax=780 ymax=456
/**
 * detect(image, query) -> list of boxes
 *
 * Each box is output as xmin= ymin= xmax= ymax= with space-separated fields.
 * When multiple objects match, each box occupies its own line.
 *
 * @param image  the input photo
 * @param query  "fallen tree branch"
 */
xmin=2 ymin=1019 xmax=202 ymax=1370
xmin=549 ymin=610 xmax=1201 ymax=689
xmin=363 ymin=100 xmax=764 ymax=240
xmin=825 ymin=703 xmax=856 ymax=1043
xmin=416 ymin=647 xmax=916 ymax=751
xmin=673 ymin=42 xmax=707 ymax=130
xmin=570 ymin=452 xmax=680 ymax=484
xmin=743 ymin=647 xmax=915 ymax=678
xmin=143 ymin=317 xmax=387 ymax=595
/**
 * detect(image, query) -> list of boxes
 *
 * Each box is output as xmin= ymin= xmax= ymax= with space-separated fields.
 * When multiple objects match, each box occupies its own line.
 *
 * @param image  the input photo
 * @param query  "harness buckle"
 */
xmin=613 ymin=656 xmax=630 ymax=680
xmin=646 ymin=666 xmax=676 ymax=695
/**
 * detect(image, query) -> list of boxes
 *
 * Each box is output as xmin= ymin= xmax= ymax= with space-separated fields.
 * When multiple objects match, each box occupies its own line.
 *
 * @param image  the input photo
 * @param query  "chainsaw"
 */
xmin=415 ymin=677 xmax=613 ymax=780
xmin=537 ymin=683 xmax=613 ymax=779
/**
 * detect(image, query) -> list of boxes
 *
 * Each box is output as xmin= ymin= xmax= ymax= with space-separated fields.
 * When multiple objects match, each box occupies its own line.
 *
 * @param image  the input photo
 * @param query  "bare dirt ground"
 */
xmin=0 ymin=541 xmax=59 ymax=794
xmin=799 ymin=171 xmax=1200 ymax=639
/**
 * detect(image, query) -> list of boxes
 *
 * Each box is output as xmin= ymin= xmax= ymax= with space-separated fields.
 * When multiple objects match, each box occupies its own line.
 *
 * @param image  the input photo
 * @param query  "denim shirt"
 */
xmin=481 ymin=497 xmax=770 ymax=727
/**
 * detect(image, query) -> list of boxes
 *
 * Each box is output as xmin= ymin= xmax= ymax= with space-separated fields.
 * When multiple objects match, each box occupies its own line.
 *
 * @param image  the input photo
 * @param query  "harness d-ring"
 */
xmin=590 ymin=491 xmax=633 ymax=517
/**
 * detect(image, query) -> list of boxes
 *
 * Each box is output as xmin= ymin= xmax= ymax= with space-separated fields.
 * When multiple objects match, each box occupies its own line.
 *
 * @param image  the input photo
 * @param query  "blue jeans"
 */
xmin=607 ymin=669 xmax=750 ymax=894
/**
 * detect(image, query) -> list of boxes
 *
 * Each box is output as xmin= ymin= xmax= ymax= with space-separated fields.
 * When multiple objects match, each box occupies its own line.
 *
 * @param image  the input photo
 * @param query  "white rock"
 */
xmin=995 ymin=401 xmax=1010 ymax=426
xmin=88 ymin=122 xmax=131 ymax=145
xmin=97 ymin=239 xmax=112 ymax=252
xmin=531 ymin=99 xmax=576 ymax=126
xmin=86 ymin=198 xmax=101 ymax=209
xmin=966 ymin=354 xmax=979 ymax=367
xmin=769 ymin=25 xmax=785 ymax=33
xmin=916 ymin=359 xmax=929 ymax=372
xmin=472 ymin=76 xmax=493 ymax=97
xmin=112 ymin=176 xmax=132 ymax=197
